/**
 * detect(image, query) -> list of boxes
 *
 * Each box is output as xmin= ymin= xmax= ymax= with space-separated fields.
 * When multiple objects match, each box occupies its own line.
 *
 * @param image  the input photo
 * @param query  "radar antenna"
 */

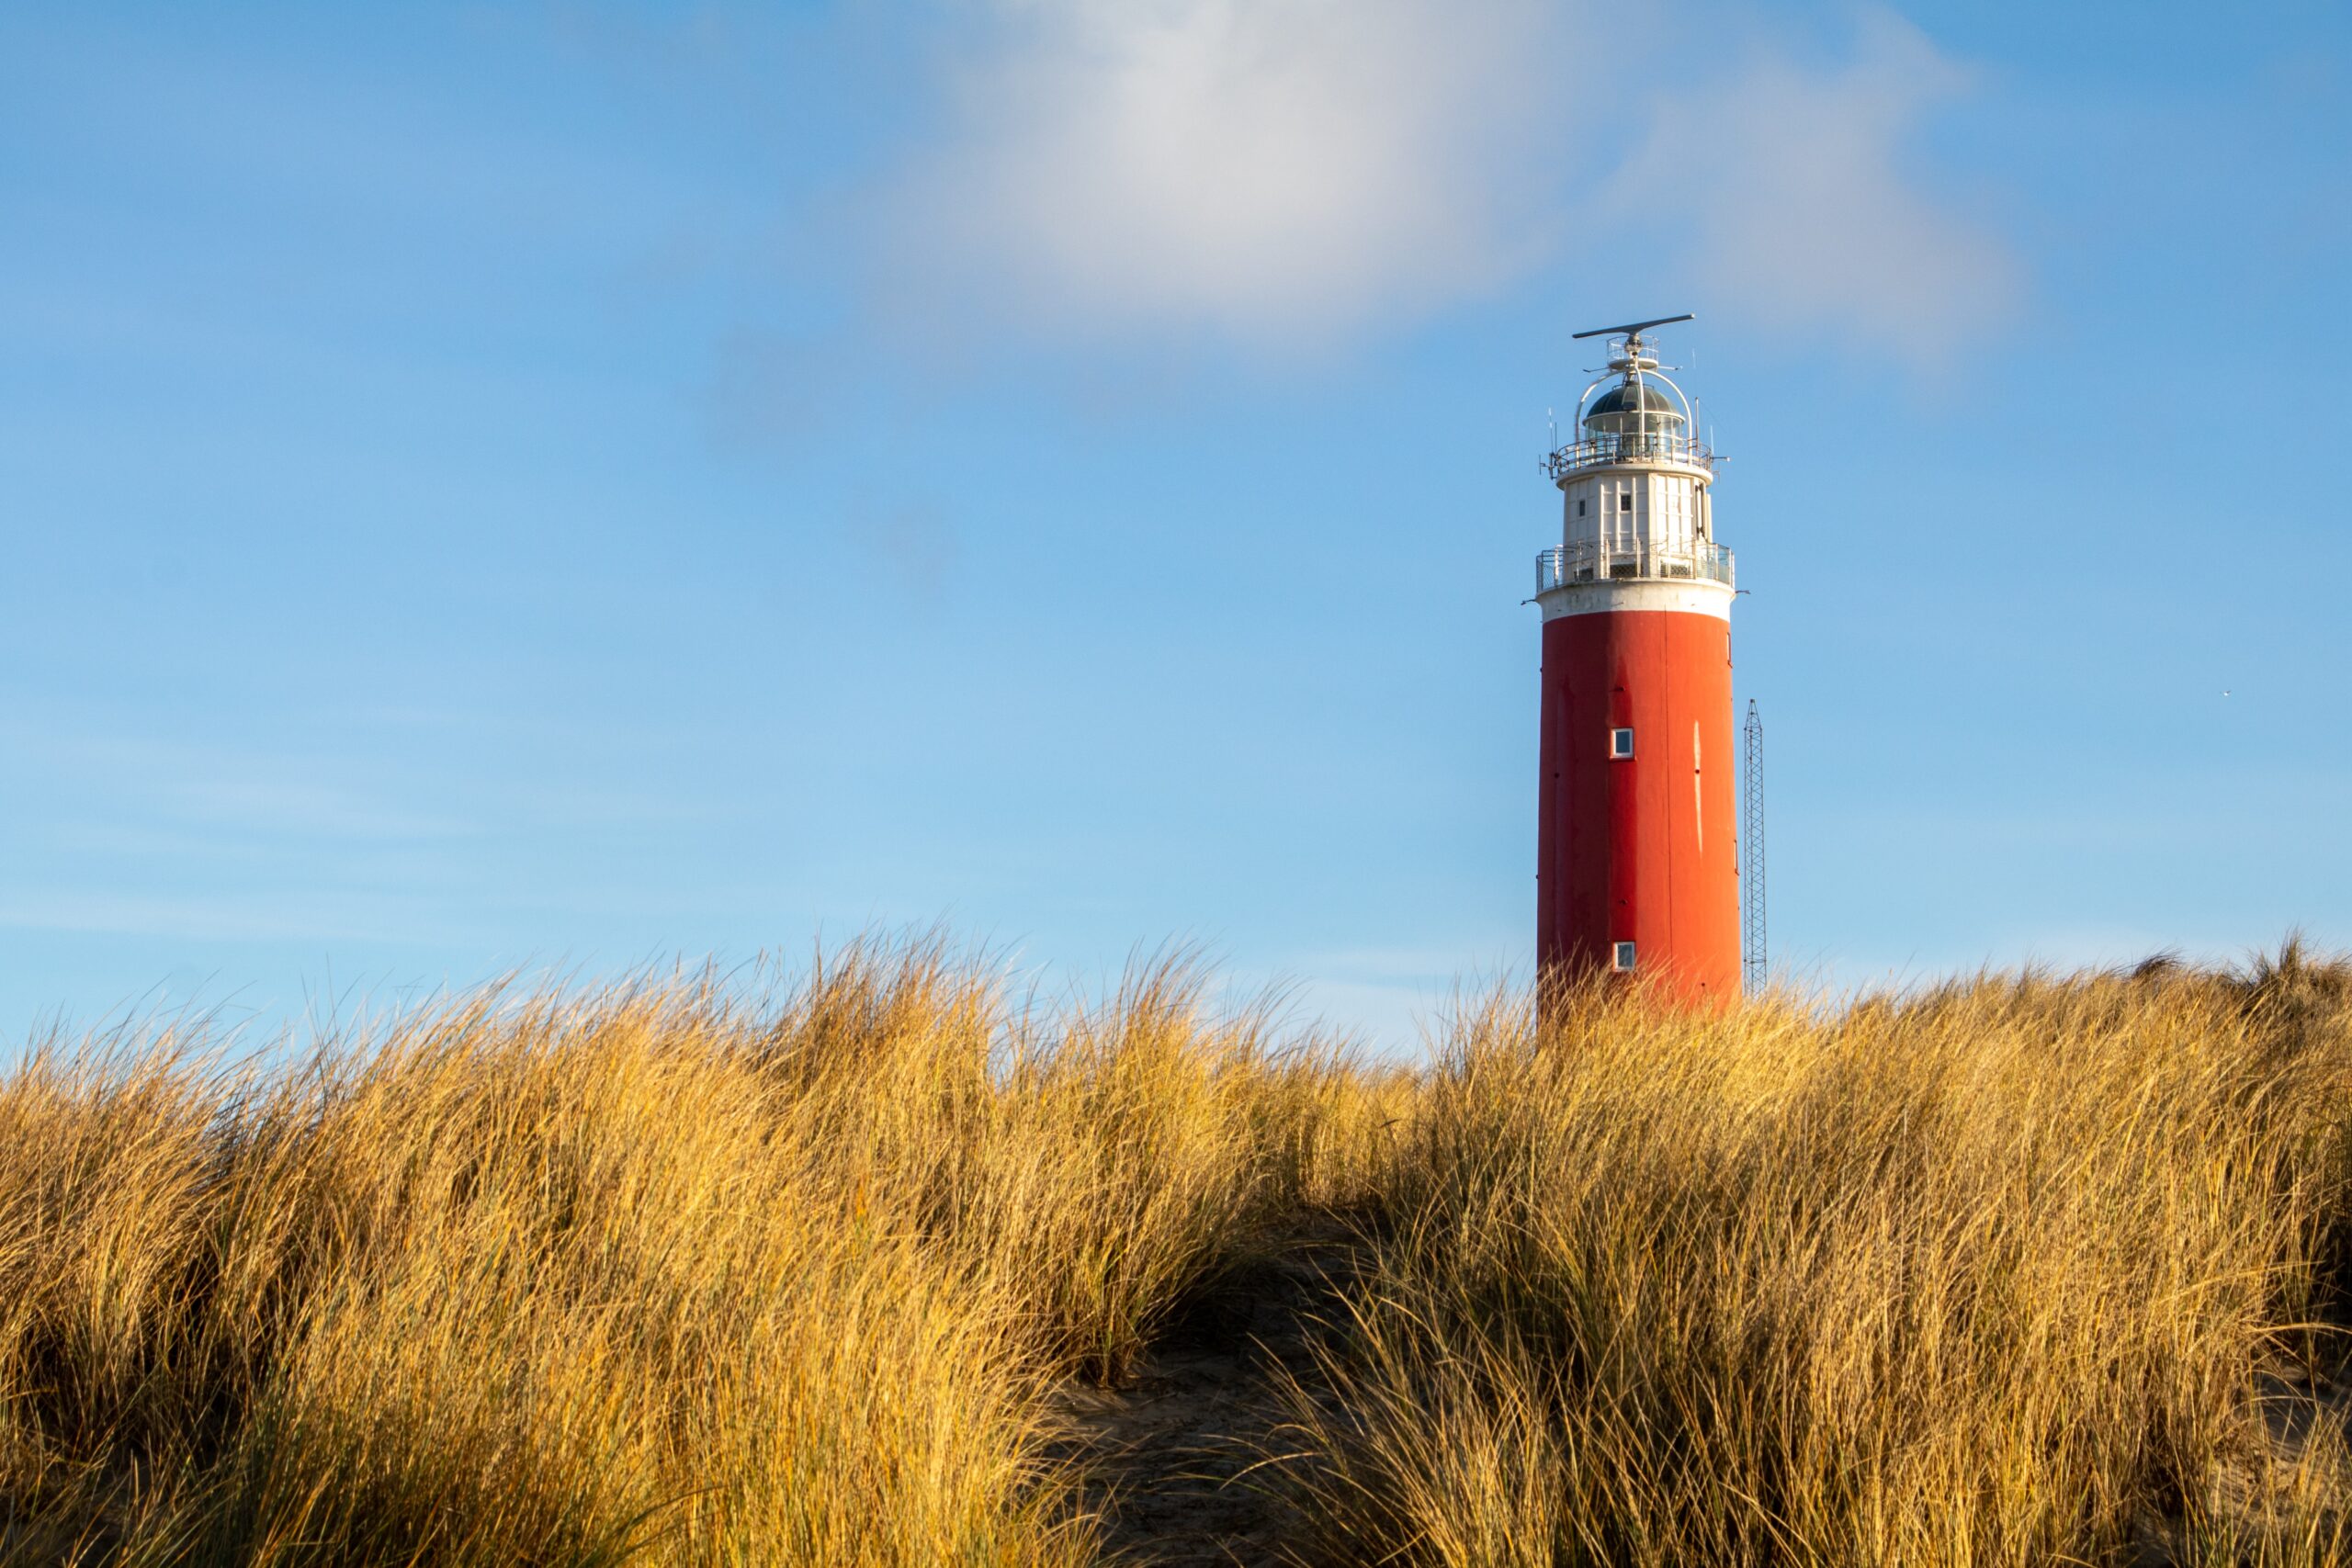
xmin=1741 ymin=699 xmax=1768 ymax=994
xmin=1569 ymin=311 xmax=1693 ymax=386
xmin=1570 ymin=312 xmax=1695 ymax=341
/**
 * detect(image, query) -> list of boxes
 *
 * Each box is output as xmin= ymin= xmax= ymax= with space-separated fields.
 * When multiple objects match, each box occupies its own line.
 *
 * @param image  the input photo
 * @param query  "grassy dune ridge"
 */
xmin=1 ymin=937 xmax=2349 ymax=1564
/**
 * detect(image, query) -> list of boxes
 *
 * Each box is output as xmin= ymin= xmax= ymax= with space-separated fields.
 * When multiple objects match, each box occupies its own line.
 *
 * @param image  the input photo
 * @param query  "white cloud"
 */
xmin=876 ymin=2 xmax=2018 ymax=365
xmin=1609 ymin=9 xmax=2020 ymax=364
xmin=891 ymin=0 xmax=1567 ymax=344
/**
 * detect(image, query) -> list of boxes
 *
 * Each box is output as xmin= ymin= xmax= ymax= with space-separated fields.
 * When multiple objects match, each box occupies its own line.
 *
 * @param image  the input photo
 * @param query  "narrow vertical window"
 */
xmin=1577 ymin=498 xmax=1587 ymax=517
xmin=1612 ymin=941 xmax=1637 ymax=972
xmin=1693 ymin=722 xmax=1703 ymax=853
xmin=1610 ymin=728 xmax=1634 ymax=760
xmin=1620 ymin=491 xmax=1634 ymax=512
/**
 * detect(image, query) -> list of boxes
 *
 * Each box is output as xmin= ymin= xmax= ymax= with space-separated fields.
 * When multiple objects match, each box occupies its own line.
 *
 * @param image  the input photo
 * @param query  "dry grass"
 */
xmin=1274 ymin=944 xmax=2352 ymax=1566
xmin=1 ymin=934 xmax=2350 ymax=1565
xmin=0 ymin=939 xmax=1368 ymax=1565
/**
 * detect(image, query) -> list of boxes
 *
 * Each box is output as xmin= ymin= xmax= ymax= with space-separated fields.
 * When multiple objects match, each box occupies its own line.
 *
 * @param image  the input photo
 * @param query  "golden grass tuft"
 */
xmin=1274 ymin=957 xmax=2352 ymax=1565
xmin=0 ymin=939 xmax=1366 ymax=1564
xmin=2 ymin=936 xmax=2351 ymax=1564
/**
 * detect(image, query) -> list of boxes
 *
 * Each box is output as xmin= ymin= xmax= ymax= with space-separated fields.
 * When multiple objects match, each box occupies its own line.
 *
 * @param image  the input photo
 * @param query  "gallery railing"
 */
xmin=1545 ymin=432 xmax=1717 ymax=479
xmin=1536 ymin=541 xmax=1736 ymax=592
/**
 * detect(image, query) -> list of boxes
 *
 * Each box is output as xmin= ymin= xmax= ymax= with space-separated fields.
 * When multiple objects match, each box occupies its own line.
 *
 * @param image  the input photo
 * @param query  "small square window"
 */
xmin=1612 ymin=941 xmax=1637 ymax=972
xmin=1609 ymin=728 xmax=1634 ymax=759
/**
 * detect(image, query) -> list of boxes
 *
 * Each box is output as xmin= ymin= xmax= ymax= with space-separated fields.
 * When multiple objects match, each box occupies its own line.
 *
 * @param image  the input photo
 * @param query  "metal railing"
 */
xmin=1536 ymin=540 xmax=1735 ymax=593
xmin=1546 ymin=432 xmax=1716 ymax=479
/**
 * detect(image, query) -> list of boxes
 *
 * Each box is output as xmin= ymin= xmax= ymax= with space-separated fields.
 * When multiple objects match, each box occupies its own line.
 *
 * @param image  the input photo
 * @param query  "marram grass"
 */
xmin=1 ymin=936 xmax=2349 ymax=1564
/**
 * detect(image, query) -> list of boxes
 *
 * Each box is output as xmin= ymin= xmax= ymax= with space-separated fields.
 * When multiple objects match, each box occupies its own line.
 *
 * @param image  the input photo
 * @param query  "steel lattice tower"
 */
xmin=1741 ymin=699 xmax=1767 ymax=993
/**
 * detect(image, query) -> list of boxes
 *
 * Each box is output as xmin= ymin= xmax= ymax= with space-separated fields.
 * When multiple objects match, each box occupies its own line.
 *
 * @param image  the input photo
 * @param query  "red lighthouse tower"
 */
xmin=1535 ymin=315 xmax=1740 ymax=1005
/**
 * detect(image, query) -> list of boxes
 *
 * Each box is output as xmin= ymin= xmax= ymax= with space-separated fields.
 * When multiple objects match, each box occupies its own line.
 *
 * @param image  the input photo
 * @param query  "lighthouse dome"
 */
xmin=1582 ymin=381 xmax=1689 ymax=440
xmin=1585 ymin=382 xmax=1679 ymax=420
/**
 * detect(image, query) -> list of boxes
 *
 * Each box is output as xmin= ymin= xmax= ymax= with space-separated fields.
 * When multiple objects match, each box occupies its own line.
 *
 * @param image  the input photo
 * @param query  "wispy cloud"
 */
xmin=1608 ymin=8 xmax=2020 ymax=365
xmin=2 ymin=725 xmax=477 ymax=842
xmin=871 ymin=1 xmax=2018 ymax=367
xmin=0 ymin=891 xmax=434 ymax=946
xmin=885 ymin=0 xmax=1568 ymax=346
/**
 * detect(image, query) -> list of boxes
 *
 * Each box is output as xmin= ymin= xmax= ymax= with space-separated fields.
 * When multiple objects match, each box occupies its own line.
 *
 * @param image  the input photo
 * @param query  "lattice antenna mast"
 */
xmin=1741 ymin=700 xmax=1768 ymax=993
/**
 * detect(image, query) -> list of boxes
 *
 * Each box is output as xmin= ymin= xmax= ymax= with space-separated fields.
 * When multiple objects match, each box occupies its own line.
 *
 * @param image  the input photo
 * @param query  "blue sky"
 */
xmin=3 ymin=0 xmax=2347 ymax=1052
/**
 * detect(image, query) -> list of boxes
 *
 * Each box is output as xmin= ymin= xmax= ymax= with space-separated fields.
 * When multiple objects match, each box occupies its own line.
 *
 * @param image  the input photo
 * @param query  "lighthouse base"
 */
xmin=1537 ymin=605 xmax=1740 ymax=1007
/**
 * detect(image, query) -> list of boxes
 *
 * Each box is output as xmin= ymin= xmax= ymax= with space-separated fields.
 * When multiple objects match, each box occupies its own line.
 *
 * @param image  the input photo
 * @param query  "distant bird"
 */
xmin=2222 ymin=690 xmax=2233 ymax=697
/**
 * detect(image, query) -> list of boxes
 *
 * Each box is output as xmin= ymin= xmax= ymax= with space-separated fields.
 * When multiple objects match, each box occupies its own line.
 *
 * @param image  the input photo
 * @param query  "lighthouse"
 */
xmin=1534 ymin=315 xmax=1740 ymax=1004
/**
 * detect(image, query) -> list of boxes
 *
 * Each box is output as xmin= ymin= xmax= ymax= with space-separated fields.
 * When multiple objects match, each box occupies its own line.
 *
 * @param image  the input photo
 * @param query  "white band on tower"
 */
xmin=1536 ymin=580 xmax=1734 ymax=622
